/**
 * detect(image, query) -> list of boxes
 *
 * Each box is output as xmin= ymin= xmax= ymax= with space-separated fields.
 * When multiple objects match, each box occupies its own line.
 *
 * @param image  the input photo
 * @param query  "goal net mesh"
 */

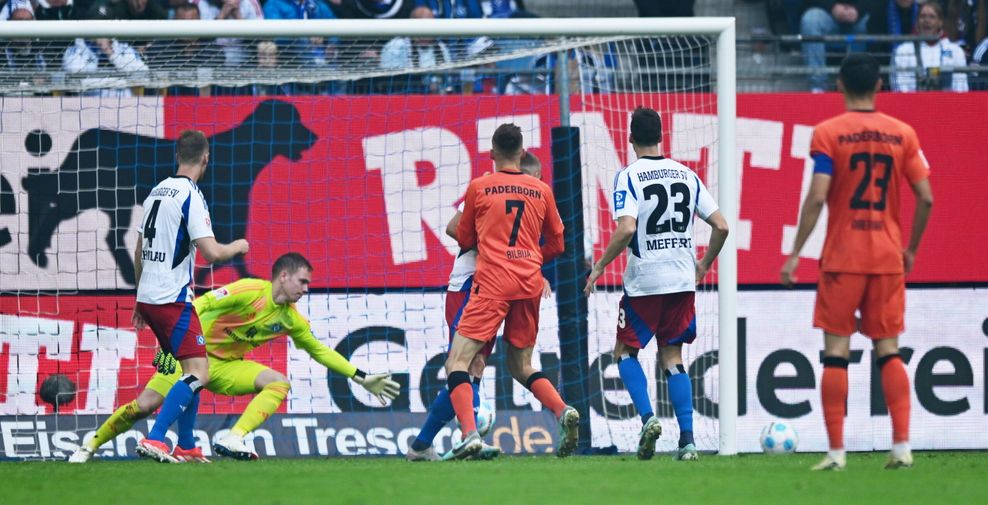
xmin=0 ymin=30 xmax=720 ymax=459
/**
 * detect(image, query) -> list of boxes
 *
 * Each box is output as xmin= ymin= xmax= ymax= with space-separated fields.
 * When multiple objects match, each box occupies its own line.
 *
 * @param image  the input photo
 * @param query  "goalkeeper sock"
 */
xmin=89 ymin=400 xmax=141 ymax=450
xmin=148 ymin=375 xmax=202 ymax=442
xmin=666 ymin=365 xmax=694 ymax=448
xmin=617 ymin=354 xmax=653 ymax=425
xmin=525 ymin=372 xmax=566 ymax=418
xmin=176 ymin=393 xmax=200 ymax=450
xmin=821 ymin=357 xmax=849 ymax=450
xmin=232 ymin=381 xmax=290 ymax=437
xmin=879 ymin=354 xmax=910 ymax=444
xmin=447 ymin=371 xmax=476 ymax=434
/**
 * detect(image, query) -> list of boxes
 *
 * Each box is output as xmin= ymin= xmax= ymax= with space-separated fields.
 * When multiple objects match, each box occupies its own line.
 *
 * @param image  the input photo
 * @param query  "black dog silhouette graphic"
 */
xmin=22 ymin=99 xmax=318 ymax=285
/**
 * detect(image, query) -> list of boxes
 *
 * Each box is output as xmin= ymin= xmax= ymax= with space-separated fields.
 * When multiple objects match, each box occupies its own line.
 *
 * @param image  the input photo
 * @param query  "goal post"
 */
xmin=0 ymin=18 xmax=736 ymax=458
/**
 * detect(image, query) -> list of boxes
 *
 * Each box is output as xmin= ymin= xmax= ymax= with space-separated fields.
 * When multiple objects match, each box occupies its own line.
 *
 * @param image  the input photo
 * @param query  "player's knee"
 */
xmin=135 ymin=391 xmax=163 ymax=417
xmin=180 ymin=374 xmax=207 ymax=393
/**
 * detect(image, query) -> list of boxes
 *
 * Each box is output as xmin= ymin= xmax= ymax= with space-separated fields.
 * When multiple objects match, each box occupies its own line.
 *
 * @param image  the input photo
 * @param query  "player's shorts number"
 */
xmin=618 ymin=308 xmax=626 ymax=328
xmin=644 ymin=182 xmax=691 ymax=234
xmin=849 ymin=152 xmax=893 ymax=210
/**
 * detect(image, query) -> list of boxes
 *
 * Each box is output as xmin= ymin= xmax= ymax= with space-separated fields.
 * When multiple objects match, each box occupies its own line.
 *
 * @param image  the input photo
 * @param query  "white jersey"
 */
xmin=448 ymin=202 xmax=476 ymax=292
xmin=136 ymin=176 xmax=214 ymax=305
xmin=612 ymin=156 xmax=718 ymax=296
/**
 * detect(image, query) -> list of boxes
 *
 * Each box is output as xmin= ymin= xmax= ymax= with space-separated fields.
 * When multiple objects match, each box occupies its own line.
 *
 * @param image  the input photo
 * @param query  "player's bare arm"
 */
xmin=446 ymin=211 xmax=462 ymax=240
xmin=131 ymin=235 xmax=147 ymax=329
xmin=904 ymin=178 xmax=933 ymax=274
xmin=584 ymin=215 xmax=637 ymax=296
xmin=697 ymin=209 xmax=730 ymax=283
xmin=781 ymin=173 xmax=832 ymax=287
xmin=195 ymin=236 xmax=250 ymax=264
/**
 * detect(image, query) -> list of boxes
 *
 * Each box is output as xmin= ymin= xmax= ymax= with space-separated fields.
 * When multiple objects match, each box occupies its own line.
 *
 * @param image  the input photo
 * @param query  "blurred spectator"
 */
xmin=801 ymin=1 xmax=876 ymax=92
xmin=867 ymin=0 xmax=919 ymax=54
xmin=938 ymin=0 xmax=987 ymax=50
xmin=62 ymin=6 xmax=149 ymax=97
xmin=379 ymin=5 xmax=453 ymax=93
xmin=413 ymin=0 xmax=482 ymax=18
xmin=767 ymin=0 xmax=807 ymax=36
xmin=892 ymin=1 xmax=968 ymax=91
xmin=971 ymin=35 xmax=987 ymax=89
xmin=328 ymin=0 xmax=415 ymax=18
xmin=145 ymin=3 xmax=225 ymax=95
xmin=196 ymin=0 xmax=263 ymax=67
xmin=85 ymin=0 xmax=167 ymax=20
xmin=263 ymin=0 xmax=335 ymax=19
xmin=24 ymin=0 xmax=83 ymax=20
xmin=633 ymin=0 xmax=693 ymax=17
xmin=2 ymin=3 xmax=50 ymax=78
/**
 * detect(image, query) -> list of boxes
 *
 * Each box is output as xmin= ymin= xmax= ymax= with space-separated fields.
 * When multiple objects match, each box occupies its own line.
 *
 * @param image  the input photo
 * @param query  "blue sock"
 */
xmin=148 ymin=380 xmax=195 ymax=442
xmin=411 ymin=388 xmax=456 ymax=451
xmin=176 ymin=393 xmax=200 ymax=450
xmin=667 ymin=367 xmax=694 ymax=447
xmin=472 ymin=380 xmax=480 ymax=426
xmin=618 ymin=354 xmax=653 ymax=425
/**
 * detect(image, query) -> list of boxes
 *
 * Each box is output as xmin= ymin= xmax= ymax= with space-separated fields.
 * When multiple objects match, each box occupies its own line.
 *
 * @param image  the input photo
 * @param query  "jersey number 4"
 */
xmin=142 ymin=199 xmax=162 ymax=248
xmin=644 ymin=182 xmax=691 ymax=234
xmin=850 ymin=152 xmax=893 ymax=211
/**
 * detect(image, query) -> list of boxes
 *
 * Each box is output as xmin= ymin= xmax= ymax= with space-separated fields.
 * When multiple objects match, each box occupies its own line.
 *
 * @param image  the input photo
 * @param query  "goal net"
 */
xmin=0 ymin=19 xmax=736 ymax=460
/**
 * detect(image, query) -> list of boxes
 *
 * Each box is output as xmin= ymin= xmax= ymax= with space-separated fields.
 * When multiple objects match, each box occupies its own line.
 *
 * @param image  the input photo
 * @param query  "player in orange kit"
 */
xmin=440 ymin=123 xmax=575 ymax=460
xmin=781 ymin=53 xmax=934 ymax=471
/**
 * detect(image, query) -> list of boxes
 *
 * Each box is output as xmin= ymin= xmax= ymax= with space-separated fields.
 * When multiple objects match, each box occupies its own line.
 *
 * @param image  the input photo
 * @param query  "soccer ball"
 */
xmin=760 ymin=421 xmax=798 ymax=454
xmin=456 ymin=401 xmax=496 ymax=437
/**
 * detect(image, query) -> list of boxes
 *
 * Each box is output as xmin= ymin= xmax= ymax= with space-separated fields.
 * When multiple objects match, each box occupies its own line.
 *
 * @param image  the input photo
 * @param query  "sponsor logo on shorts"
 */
xmin=270 ymin=323 xmax=283 ymax=333
xmin=196 ymin=335 xmax=205 ymax=345
xmin=614 ymin=190 xmax=626 ymax=210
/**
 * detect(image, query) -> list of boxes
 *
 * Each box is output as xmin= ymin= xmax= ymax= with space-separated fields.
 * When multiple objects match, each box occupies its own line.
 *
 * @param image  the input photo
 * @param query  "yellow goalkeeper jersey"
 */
xmin=192 ymin=278 xmax=356 ymax=377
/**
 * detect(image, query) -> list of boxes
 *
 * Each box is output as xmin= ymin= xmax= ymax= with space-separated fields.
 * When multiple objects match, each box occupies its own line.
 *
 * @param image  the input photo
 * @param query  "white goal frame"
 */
xmin=4 ymin=17 xmax=738 ymax=456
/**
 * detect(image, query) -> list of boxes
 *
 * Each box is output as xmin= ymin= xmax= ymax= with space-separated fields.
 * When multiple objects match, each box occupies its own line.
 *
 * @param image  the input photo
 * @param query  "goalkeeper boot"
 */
xmin=136 ymin=439 xmax=178 ymax=464
xmin=445 ymin=431 xmax=482 ymax=461
xmin=811 ymin=451 xmax=847 ymax=471
xmin=675 ymin=443 xmax=699 ymax=461
xmin=636 ymin=416 xmax=663 ymax=461
xmin=214 ymin=434 xmax=259 ymax=461
xmin=173 ymin=446 xmax=211 ymax=463
xmin=555 ymin=406 xmax=580 ymax=458
xmin=405 ymin=446 xmax=440 ymax=462
xmin=476 ymin=442 xmax=502 ymax=461
xmin=67 ymin=446 xmax=94 ymax=463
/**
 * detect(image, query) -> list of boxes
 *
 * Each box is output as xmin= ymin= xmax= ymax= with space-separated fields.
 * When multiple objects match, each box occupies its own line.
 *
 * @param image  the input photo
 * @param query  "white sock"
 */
xmin=892 ymin=442 xmax=911 ymax=458
xmin=827 ymin=449 xmax=846 ymax=461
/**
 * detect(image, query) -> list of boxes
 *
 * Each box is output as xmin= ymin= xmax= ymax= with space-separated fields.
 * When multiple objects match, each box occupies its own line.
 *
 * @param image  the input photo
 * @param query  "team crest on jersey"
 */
xmin=614 ymin=190 xmax=627 ymax=210
xmin=269 ymin=323 xmax=283 ymax=333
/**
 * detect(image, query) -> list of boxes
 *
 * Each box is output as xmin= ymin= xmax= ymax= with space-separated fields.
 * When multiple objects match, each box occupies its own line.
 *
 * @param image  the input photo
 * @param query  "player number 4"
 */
xmin=142 ymin=199 xmax=162 ymax=248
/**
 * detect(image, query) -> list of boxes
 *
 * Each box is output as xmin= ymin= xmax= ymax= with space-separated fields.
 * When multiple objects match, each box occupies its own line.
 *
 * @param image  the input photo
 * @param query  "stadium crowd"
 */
xmin=0 ymin=0 xmax=985 ymax=93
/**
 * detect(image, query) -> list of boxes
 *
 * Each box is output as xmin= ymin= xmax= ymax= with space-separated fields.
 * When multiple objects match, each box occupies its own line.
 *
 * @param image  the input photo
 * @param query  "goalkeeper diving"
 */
xmin=69 ymin=253 xmax=399 ymax=463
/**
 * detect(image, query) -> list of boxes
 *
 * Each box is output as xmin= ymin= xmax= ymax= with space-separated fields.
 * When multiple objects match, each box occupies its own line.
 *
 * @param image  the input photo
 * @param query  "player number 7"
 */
xmin=506 ymin=199 xmax=525 ymax=247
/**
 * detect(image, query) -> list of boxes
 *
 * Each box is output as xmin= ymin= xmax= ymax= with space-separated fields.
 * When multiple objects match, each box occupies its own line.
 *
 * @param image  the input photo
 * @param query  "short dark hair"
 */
xmin=272 ymin=252 xmax=312 ymax=278
xmin=630 ymin=107 xmax=662 ymax=146
xmin=520 ymin=151 xmax=541 ymax=176
xmin=921 ymin=1 xmax=943 ymax=20
xmin=491 ymin=123 xmax=523 ymax=158
xmin=839 ymin=53 xmax=880 ymax=97
xmin=175 ymin=130 xmax=209 ymax=166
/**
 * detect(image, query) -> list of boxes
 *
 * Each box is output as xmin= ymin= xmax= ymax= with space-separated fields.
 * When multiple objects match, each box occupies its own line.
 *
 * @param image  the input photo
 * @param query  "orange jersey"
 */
xmin=458 ymin=169 xmax=565 ymax=300
xmin=810 ymin=111 xmax=930 ymax=274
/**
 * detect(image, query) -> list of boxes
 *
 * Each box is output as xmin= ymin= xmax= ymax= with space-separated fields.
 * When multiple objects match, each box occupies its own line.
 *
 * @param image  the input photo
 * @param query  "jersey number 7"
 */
xmin=506 ymin=200 xmax=525 ymax=247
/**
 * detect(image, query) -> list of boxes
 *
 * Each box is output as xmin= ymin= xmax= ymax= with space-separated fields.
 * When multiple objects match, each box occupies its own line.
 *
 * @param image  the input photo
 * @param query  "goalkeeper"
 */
xmin=69 ymin=253 xmax=399 ymax=463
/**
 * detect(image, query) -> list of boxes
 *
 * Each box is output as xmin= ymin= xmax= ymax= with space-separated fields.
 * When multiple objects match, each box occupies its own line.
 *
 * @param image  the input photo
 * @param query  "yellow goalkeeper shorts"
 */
xmin=145 ymin=357 xmax=271 ymax=397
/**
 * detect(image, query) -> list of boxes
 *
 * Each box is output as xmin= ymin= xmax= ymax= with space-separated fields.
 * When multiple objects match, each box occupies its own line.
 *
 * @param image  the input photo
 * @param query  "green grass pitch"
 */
xmin=3 ymin=452 xmax=986 ymax=505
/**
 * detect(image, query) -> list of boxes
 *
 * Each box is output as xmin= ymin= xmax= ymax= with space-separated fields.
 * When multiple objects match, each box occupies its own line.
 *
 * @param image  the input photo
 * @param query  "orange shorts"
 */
xmin=455 ymin=295 xmax=541 ymax=349
xmin=814 ymin=272 xmax=905 ymax=339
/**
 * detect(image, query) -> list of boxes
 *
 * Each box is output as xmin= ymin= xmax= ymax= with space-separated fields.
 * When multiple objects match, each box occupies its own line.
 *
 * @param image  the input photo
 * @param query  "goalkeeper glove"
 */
xmin=352 ymin=370 xmax=400 ymax=405
xmin=152 ymin=349 xmax=178 ymax=375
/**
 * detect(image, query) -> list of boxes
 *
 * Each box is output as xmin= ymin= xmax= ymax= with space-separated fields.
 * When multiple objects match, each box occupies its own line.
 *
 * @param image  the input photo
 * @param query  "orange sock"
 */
xmin=526 ymin=373 xmax=566 ymax=418
xmin=879 ymin=354 xmax=910 ymax=444
xmin=821 ymin=357 xmax=849 ymax=450
xmin=447 ymin=371 xmax=476 ymax=434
